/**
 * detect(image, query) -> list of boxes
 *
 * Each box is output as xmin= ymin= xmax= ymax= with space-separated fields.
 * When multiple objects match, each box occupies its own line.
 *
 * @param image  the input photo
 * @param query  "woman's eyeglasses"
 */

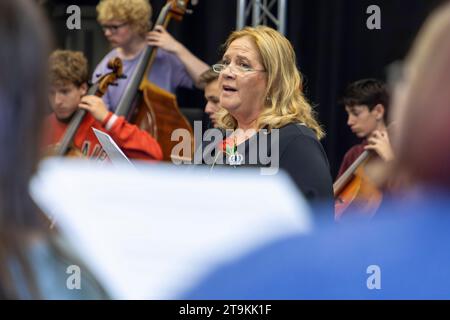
xmin=212 ymin=63 xmax=265 ymax=75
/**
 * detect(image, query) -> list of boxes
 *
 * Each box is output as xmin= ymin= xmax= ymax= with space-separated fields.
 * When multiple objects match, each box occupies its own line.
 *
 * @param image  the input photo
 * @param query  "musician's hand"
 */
xmin=364 ymin=130 xmax=394 ymax=162
xmin=79 ymin=95 xmax=109 ymax=123
xmin=146 ymin=25 xmax=182 ymax=54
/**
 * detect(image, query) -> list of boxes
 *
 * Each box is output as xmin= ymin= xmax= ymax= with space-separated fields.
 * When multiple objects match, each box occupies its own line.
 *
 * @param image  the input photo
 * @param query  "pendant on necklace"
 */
xmin=226 ymin=134 xmax=244 ymax=166
xmin=229 ymin=150 xmax=243 ymax=166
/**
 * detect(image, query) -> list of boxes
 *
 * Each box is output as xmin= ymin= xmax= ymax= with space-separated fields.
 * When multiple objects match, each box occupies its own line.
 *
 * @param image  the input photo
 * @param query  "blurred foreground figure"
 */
xmin=0 ymin=0 xmax=107 ymax=299
xmin=182 ymin=3 xmax=450 ymax=299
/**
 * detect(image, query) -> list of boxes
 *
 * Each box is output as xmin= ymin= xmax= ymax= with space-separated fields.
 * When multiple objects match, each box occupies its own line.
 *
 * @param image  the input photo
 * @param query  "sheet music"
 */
xmin=92 ymin=128 xmax=133 ymax=166
xmin=30 ymin=159 xmax=312 ymax=299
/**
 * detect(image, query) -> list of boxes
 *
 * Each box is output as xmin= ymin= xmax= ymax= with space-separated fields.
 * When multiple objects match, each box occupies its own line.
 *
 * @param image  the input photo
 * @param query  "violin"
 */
xmin=55 ymin=57 xmax=124 ymax=157
xmin=333 ymin=150 xmax=383 ymax=219
xmin=114 ymin=0 xmax=195 ymax=161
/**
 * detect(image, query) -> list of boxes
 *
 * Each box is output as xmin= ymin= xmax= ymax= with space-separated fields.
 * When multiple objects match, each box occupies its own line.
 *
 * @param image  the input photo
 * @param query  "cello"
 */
xmin=55 ymin=57 xmax=124 ymax=156
xmin=333 ymin=150 xmax=383 ymax=219
xmin=114 ymin=0 xmax=195 ymax=162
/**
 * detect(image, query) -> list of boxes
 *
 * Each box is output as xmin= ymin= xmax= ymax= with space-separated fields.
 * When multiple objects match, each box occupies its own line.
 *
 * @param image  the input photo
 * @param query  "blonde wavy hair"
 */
xmin=96 ymin=0 xmax=152 ymax=37
xmin=49 ymin=50 xmax=88 ymax=87
xmin=216 ymin=26 xmax=324 ymax=139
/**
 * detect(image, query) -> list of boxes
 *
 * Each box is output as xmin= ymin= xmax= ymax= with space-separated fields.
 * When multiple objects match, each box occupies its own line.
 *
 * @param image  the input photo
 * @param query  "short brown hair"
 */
xmin=198 ymin=67 xmax=219 ymax=87
xmin=49 ymin=50 xmax=88 ymax=87
xmin=341 ymin=78 xmax=390 ymax=121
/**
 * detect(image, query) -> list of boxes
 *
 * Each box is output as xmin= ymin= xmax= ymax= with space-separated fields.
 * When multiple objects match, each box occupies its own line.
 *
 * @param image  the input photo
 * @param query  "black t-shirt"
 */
xmin=201 ymin=123 xmax=334 ymax=214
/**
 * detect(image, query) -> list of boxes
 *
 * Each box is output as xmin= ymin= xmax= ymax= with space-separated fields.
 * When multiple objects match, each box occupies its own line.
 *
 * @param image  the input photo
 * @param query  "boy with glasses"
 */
xmin=93 ymin=0 xmax=209 ymax=112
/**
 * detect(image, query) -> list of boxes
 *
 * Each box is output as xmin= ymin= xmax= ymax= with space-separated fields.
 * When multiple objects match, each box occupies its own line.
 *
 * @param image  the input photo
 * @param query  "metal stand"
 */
xmin=236 ymin=0 xmax=287 ymax=35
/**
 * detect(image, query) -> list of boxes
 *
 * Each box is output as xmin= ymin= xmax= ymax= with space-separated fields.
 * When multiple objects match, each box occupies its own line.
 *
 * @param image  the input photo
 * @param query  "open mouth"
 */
xmin=222 ymin=85 xmax=237 ymax=93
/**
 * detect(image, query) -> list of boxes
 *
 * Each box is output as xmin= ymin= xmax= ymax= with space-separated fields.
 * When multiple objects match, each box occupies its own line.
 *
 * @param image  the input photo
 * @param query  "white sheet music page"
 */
xmin=30 ymin=159 xmax=312 ymax=299
xmin=92 ymin=128 xmax=133 ymax=166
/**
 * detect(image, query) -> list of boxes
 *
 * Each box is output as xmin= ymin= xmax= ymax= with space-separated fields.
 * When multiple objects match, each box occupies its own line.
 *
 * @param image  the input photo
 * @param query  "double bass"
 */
xmin=114 ymin=0 xmax=195 ymax=161
xmin=56 ymin=57 xmax=124 ymax=156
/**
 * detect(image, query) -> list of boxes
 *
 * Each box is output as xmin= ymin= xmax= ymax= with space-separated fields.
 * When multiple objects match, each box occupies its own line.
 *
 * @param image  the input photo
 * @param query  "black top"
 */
xmin=201 ymin=123 xmax=334 ymax=215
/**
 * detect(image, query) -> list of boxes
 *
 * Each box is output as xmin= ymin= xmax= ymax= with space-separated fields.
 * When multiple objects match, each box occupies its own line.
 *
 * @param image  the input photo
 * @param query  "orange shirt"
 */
xmin=44 ymin=112 xmax=163 ymax=161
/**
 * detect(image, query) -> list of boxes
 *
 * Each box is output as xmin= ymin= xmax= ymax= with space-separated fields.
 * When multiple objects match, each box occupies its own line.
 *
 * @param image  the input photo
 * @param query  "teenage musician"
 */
xmin=337 ymin=79 xmax=394 ymax=178
xmin=45 ymin=50 xmax=163 ymax=161
xmin=93 ymin=0 xmax=209 ymax=112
